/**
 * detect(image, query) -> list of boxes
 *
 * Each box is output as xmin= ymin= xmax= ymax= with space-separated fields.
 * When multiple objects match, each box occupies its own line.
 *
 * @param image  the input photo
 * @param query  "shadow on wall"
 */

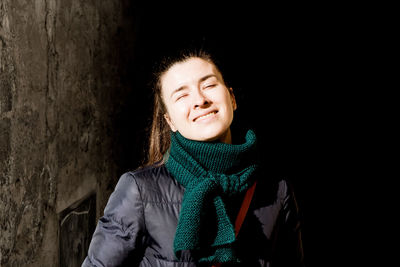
xmin=0 ymin=1 xmax=138 ymax=266
xmin=59 ymin=195 xmax=96 ymax=267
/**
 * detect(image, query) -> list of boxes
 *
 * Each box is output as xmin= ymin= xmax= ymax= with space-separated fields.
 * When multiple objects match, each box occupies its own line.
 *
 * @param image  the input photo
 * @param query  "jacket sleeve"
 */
xmin=82 ymin=172 xmax=146 ymax=267
xmin=274 ymin=180 xmax=305 ymax=267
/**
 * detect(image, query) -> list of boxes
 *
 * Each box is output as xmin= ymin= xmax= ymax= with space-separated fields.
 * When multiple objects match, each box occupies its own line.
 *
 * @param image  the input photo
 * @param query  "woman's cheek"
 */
xmin=176 ymin=103 xmax=189 ymax=119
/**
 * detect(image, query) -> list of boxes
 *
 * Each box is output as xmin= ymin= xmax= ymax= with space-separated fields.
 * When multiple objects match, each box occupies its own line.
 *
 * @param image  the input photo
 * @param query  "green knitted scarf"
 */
xmin=165 ymin=129 xmax=258 ymax=263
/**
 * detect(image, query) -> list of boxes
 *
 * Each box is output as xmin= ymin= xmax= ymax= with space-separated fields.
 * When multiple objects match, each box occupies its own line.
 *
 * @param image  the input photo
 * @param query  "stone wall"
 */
xmin=0 ymin=0 xmax=137 ymax=266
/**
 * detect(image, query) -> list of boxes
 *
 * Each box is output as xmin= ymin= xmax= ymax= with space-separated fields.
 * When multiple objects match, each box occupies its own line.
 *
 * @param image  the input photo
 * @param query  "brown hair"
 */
xmin=144 ymin=49 xmax=225 ymax=166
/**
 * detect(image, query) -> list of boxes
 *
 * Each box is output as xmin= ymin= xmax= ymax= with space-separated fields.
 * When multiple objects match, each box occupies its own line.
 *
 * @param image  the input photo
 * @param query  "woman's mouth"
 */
xmin=194 ymin=111 xmax=218 ymax=122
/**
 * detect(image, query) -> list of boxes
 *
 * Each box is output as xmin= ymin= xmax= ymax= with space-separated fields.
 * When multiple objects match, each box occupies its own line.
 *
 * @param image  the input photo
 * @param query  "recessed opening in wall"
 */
xmin=59 ymin=194 xmax=96 ymax=267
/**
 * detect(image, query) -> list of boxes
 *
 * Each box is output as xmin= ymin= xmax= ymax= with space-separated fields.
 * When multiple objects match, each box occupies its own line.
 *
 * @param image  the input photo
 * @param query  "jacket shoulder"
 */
xmin=127 ymin=163 xmax=184 ymax=204
xmin=101 ymin=171 xmax=145 ymax=229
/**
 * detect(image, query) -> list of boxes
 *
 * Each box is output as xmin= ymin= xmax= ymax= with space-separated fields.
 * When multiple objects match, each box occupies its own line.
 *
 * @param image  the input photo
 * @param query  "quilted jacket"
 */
xmin=82 ymin=163 xmax=304 ymax=266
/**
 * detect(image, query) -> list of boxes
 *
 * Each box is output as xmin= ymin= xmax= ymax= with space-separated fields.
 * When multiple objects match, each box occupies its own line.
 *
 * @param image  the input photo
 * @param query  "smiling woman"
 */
xmin=162 ymin=57 xmax=236 ymax=143
xmin=82 ymin=49 xmax=305 ymax=266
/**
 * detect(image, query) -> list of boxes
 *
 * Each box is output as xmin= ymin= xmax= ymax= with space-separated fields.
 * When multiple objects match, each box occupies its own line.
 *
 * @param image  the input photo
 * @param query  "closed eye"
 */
xmin=204 ymin=83 xmax=217 ymax=89
xmin=175 ymin=94 xmax=188 ymax=101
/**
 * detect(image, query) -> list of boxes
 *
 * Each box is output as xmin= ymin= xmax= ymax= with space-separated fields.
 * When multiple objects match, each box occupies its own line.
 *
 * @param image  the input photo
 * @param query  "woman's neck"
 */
xmin=219 ymin=128 xmax=232 ymax=144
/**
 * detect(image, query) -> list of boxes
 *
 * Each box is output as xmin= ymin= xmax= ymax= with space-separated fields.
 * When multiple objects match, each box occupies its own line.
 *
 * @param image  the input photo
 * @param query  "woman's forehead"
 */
xmin=161 ymin=58 xmax=221 ymax=89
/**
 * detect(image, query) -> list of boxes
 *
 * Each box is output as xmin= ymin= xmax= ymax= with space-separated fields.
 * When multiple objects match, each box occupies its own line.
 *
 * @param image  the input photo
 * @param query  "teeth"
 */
xmin=198 ymin=111 xmax=216 ymax=120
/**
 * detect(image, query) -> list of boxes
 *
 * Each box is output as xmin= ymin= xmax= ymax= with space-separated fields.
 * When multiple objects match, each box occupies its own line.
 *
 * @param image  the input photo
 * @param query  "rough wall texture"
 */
xmin=0 ymin=0 xmax=136 ymax=266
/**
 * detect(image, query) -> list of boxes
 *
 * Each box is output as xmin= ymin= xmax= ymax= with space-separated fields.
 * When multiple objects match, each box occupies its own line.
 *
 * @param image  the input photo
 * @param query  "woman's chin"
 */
xmin=186 ymin=127 xmax=231 ymax=143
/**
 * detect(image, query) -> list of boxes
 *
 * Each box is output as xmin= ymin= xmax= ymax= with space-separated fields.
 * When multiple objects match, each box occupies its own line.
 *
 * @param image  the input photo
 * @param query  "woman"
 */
xmin=83 ymin=49 xmax=305 ymax=266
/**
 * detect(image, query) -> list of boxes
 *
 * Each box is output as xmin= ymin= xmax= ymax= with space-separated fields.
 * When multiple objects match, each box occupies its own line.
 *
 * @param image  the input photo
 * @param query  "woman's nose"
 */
xmin=192 ymin=88 xmax=209 ymax=108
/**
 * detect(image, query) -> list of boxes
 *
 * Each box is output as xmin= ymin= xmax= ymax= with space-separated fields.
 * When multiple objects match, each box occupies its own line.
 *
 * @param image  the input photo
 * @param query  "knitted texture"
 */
xmin=165 ymin=130 xmax=258 ymax=263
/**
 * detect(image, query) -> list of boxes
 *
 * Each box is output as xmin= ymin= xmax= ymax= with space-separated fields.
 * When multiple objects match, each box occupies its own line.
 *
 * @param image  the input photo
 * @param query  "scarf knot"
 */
xmin=206 ymin=171 xmax=251 ymax=197
xmin=165 ymin=129 xmax=259 ymax=263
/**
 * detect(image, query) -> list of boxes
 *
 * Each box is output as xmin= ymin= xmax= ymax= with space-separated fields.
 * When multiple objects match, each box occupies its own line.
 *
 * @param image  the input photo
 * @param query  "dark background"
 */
xmin=115 ymin=3 xmax=365 ymax=266
xmin=120 ymin=4 xmax=391 ymax=265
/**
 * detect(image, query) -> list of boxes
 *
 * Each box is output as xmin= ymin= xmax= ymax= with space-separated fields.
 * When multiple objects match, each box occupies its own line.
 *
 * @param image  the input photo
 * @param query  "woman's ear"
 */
xmin=164 ymin=113 xmax=177 ymax=132
xmin=229 ymin=87 xmax=237 ymax=111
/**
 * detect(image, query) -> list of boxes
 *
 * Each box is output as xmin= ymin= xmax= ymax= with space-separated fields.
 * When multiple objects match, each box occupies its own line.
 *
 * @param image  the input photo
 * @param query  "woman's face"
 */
xmin=161 ymin=57 xmax=237 ymax=143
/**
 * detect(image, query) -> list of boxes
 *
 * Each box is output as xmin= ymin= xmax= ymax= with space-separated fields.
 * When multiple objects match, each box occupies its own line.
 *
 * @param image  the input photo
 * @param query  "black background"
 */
xmin=115 ymin=3 xmax=379 ymax=266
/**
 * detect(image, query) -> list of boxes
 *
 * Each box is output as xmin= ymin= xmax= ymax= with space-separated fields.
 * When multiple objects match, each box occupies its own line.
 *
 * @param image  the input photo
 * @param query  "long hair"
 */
xmin=144 ymin=49 xmax=225 ymax=166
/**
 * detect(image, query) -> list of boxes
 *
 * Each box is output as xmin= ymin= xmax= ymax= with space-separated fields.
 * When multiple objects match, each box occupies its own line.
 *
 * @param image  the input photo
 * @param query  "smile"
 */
xmin=194 ymin=111 xmax=218 ymax=122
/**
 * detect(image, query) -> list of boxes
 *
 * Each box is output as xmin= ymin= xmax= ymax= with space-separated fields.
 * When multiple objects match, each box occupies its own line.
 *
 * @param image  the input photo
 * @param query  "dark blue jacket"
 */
xmin=82 ymin=163 xmax=304 ymax=266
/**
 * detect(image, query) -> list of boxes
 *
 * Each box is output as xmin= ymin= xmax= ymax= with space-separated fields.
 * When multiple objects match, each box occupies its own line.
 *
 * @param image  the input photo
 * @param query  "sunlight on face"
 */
xmin=161 ymin=58 xmax=237 ymax=143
